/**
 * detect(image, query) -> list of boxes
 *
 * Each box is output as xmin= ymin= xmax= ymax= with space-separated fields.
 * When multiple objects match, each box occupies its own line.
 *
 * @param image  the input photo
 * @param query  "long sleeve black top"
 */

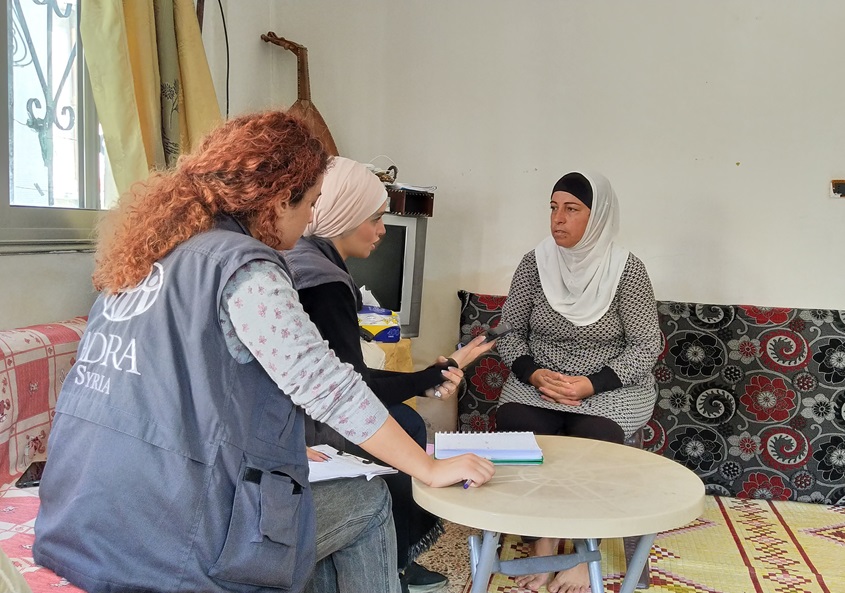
xmin=298 ymin=281 xmax=446 ymax=406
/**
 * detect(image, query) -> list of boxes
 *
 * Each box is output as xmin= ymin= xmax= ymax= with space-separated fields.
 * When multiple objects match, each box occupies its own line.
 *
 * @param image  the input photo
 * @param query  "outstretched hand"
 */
xmin=359 ymin=416 xmax=495 ymax=490
xmin=425 ymin=453 xmax=495 ymax=488
xmin=530 ymin=370 xmax=593 ymax=406
xmin=425 ymin=360 xmax=463 ymax=400
xmin=448 ymin=335 xmax=497 ymax=369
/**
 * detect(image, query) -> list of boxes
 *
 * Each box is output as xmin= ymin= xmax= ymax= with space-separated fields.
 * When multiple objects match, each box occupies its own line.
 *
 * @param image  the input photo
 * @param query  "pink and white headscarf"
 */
xmin=305 ymin=157 xmax=388 ymax=238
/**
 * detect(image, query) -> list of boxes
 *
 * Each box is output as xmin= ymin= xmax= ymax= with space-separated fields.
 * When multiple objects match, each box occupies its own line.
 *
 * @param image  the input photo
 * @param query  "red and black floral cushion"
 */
xmin=457 ymin=291 xmax=845 ymax=505
xmin=457 ymin=290 xmax=510 ymax=433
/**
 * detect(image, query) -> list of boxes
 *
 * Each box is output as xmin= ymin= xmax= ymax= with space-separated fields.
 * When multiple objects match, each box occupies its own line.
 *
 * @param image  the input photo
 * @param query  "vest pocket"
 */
xmin=256 ymin=395 xmax=298 ymax=449
xmin=209 ymin=464 xmax=309 ymax=588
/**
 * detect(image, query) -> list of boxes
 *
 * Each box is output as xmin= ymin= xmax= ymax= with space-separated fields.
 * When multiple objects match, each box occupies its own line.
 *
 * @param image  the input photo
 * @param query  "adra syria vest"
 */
xmin=33 ymin=217 xmax=316 ymax=593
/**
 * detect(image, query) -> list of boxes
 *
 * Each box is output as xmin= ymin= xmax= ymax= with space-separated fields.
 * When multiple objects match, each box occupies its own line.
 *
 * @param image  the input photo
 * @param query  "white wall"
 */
xmin=202 ymin=0 xmax=845 ymax=370
xmin=0 ymin=252 xmax=96 ymax=330
xmin=6 ymin=1 xmax=842 ymax=360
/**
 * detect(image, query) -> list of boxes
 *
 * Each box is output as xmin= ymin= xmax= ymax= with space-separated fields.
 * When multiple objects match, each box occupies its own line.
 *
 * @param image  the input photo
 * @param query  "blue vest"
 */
xmin=284 ymin=236 xmax=360 ymax=451
xmin=34 ymin=218 xmax=316 ymax=593
xmin=285 ymin=236 xmax=359 ymax=302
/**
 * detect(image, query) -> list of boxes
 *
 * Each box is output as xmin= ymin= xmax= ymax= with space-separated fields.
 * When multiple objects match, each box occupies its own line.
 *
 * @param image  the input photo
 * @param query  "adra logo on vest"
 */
xmin=74 ymin=332 xmax=141 ymax=394
xmin=103 ymin=263 xmax=164 ymax=321
xmin=74 ymin=264 xmax=161 ymax=394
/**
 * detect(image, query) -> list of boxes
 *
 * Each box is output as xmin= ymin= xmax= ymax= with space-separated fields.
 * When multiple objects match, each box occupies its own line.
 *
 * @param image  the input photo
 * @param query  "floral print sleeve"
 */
xmin=220 ymin=260 xmax=388 ymax=444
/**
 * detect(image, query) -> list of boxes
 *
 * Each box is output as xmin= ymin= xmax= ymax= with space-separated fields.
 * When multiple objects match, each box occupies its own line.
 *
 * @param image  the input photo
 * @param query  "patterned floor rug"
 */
xmin=3 ymin=490 xmax=843 ymax=593
xmin=417 ymin=496 xmax=845 ymax=593
xmin=0 ymin=488 xmax=83 ymax=592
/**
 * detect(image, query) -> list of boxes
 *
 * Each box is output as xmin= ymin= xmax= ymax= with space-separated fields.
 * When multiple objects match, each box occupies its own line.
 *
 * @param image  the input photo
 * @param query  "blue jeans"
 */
xmin=345 ymin=403 xmax=440 ymax=570
xmin=305 ymin=477 xmax=400 ymax=593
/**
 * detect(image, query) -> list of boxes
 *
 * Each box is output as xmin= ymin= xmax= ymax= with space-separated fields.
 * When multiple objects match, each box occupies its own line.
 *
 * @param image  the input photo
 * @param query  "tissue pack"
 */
xmin=358 ymin=305 xmax=401 ymax=343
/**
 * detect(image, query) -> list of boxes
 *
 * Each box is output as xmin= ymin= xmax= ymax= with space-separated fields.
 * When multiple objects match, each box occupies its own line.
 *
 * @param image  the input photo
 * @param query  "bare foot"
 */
xmin=514 ymin=537 xmax=559 ymax=591
xmin=546 ymin=562 xmax=590 ymax=593
xmin=514 ymin=571 xmax=551 ymax=591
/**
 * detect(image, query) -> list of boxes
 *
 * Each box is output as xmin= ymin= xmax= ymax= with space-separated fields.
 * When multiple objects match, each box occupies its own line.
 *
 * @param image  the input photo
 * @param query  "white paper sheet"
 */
xmin=307 ymin=444 xmax=398 ymax=483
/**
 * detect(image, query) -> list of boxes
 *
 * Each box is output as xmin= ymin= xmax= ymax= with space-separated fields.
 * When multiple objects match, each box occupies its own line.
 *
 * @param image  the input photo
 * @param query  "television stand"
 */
xmin=387 ymin=189 xmax=434 ymax=217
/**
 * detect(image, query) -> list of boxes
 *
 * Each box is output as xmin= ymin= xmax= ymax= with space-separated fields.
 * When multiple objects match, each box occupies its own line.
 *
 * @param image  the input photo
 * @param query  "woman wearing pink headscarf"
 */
xmin=284 ymin=157 xmax=493 ymax=592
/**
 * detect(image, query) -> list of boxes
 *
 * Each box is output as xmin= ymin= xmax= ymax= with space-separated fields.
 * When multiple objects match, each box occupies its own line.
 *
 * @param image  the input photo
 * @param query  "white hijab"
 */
xmin=535 ymin=171 xmax=630 ymax=326
xmin=305 ymin=157 xmax=388 ymax=238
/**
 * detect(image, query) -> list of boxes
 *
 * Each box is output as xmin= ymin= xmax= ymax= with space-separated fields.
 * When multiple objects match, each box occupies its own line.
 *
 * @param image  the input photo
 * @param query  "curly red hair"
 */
xmin=93 ymin=111 xmax=328 ymax=293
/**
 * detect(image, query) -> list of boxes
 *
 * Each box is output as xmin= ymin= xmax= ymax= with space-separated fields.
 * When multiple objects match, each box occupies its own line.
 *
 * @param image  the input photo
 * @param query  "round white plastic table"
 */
xmin=413 ymin=435 xmax=705 ymax=593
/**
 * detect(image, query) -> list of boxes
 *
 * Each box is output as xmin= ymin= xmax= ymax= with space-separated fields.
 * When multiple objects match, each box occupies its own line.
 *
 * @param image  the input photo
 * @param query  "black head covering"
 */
xmin=551 ymin=172 xmax=593 ymax=209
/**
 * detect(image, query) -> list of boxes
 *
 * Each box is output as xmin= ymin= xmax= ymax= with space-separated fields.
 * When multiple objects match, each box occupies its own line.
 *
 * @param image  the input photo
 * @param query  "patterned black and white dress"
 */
xmin=497 ymin=250 xmax=662 ymax=438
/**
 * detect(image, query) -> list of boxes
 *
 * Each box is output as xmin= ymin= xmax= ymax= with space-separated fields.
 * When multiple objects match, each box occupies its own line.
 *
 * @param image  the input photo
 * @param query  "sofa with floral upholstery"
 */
xmin=0 ymin=318 xmax=88 ymax=591
xmin=457 ymin=290 xmax=845 ymax=507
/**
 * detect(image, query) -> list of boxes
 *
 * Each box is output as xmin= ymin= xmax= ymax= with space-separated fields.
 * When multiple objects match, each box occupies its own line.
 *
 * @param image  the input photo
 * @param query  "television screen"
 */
xmin=344 ymin=214 xmax=427 ymax=337
xmin=346 ymin=224 xmax=406 ymax=312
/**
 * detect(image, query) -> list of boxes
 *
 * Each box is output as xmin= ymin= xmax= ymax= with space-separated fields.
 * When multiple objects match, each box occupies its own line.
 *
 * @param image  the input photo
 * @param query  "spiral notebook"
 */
xmin=434 ymin=431 xmax=543 ymax=465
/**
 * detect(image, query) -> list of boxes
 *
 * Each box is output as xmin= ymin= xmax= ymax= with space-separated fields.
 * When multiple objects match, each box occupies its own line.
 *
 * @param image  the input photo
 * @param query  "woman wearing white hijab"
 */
xmin=284 ymin=157 xmax=493 ymax=592
xmin=495 ymin=171 xmax=662 ymax=593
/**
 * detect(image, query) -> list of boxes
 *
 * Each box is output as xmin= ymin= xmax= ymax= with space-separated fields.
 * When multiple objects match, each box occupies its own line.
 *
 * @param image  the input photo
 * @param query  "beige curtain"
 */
xmin=80 ymin=0 xmax=221 ymax=195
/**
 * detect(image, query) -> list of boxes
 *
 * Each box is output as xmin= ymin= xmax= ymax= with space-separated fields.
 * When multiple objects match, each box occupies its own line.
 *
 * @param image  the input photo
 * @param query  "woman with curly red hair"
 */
xmin=33 ymin=111 xmax=494 ymax=593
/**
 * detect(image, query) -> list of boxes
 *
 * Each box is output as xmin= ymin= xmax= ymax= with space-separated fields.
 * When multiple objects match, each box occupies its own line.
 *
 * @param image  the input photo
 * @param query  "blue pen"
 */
xmin=463 ymin=479 xmax=473 ymax=489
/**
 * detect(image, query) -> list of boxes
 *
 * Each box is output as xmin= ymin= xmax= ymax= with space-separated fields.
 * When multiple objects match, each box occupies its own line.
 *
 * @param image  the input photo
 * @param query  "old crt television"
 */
xmin=345 ymin=213 xmax=428 ymax=338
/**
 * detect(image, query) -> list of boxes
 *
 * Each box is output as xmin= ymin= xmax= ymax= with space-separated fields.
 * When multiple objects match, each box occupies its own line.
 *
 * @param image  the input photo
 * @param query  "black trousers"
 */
xmin=496 ymin=402 xmax=625 ymax=444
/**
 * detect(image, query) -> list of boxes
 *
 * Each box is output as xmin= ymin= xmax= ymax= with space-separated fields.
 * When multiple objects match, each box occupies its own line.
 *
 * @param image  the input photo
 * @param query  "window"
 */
xmin=1 ymin=0 xmax=116 ymax=254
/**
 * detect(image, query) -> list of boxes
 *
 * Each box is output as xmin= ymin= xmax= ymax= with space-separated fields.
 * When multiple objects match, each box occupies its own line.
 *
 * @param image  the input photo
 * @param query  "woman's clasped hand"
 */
xmin=530 ymin=370 xmax=594 ymax=405
xmin=495 ymin=170 xmax=663 ymax=593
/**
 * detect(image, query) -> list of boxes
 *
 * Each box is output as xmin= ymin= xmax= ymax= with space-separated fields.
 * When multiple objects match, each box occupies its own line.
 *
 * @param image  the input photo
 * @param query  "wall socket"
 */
xmin=831 ymin=180 xmax=845 ymax=198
